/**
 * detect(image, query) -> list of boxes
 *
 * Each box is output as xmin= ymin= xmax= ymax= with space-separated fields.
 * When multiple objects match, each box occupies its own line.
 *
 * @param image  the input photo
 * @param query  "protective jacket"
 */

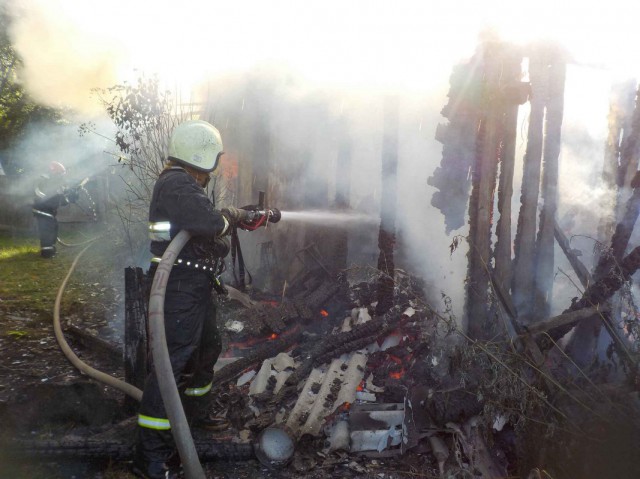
xmin=149 ymin=166 xmax=229 ymax=263
xmin=137 ymin=165 xmax=228 ymax=469
xmin=32 ymin=175 xmax=73 ymax=258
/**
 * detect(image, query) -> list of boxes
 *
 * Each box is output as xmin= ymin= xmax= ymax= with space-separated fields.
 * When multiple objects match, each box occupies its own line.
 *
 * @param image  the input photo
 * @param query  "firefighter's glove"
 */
xmin=221 ymin=206 xmax=250 ymax=226
xmin=65 ymin=187 xmax=80 ymax=204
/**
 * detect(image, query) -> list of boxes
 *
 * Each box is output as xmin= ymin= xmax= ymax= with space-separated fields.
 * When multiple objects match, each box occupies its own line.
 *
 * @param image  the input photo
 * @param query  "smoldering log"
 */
xmin=375 ymin=96 xmax=399 ymax=316
xmin=272 ymin=308 xmax=407 ymax=404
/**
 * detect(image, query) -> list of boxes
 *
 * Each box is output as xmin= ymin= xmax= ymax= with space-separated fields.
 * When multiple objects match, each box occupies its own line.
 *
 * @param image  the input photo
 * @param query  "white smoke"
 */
xmin=5 ymin=0 xmax=640 ymax=318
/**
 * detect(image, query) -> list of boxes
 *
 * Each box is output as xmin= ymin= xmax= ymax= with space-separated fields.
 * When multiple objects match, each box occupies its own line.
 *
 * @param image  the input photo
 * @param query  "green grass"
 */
xmin=0 ymin=225 xmax=128 ymax=321
xmin=0 ymin=234 xmax=76 ymax=317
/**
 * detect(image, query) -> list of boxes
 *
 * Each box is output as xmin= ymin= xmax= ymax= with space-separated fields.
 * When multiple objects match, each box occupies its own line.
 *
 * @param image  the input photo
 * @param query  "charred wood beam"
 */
xmin=598 ymin=80 xmax=636 ymax=244
xmin=534 ymin=56 xmax=566 ymax=319
xmin=618 ymin=84 xmax=640 ymax=190
xmin=466 ymin=42 xmax=505 ymax=339
xmin=594 ymin=181 xmax=640 ymax=280
xmin=524 ymin=306 xmax=603 ymax=335
xmin=542 ymin=245 xmax=640 ymax=358
xmin=376 ymin=96 xmax=399 ymax=316
xmin=124 ymin=266 xmax=148 ymax=413
xmin=6 ymin=437 xmax=254 ymax=461
xmin=567 ymin=87 xmax=640 ymax=363
xmin=554 ymin=219 xmax=592 ymax=288
xmin=493 ymin=48 xmax=525 ymax=290
xmin=65 ymin=324 xmax=122 ymax=365
xmin=512 ymin=49 xmax=548 ymax=321
xmin=429 ymin=56 xmax=482 ymax=234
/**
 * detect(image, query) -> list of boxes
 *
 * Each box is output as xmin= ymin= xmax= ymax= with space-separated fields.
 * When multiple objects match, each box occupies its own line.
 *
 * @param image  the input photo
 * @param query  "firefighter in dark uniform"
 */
xmin=32 ymin=161 xmax=78 ymax=258
xmin=134 ymin=120 xmax=248 ymax=479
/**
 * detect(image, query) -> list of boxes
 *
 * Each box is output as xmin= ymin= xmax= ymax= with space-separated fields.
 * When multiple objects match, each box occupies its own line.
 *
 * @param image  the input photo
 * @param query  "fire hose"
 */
xmin=53 ymin=240 xmax=143 ymax=401
xmin=54 ymin=205 xmax=281 ymax=479
xmin=147 ymin=229 xmax=205 ymax=479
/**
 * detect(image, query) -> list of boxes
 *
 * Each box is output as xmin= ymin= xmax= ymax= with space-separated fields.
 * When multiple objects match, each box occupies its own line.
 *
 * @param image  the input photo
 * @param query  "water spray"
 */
xmin=276 ymin=209 xmax=378 ymax=227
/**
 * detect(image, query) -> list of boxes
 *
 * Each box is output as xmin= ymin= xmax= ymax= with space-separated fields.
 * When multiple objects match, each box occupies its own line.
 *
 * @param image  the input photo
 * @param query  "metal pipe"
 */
xmin=148 ymin=229 xmax=205 ymax=479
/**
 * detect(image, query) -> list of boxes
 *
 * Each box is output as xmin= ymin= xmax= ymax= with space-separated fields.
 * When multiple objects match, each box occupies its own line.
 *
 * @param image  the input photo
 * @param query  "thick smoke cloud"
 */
xmin=4 ymin=0 xmax=640 ymax=319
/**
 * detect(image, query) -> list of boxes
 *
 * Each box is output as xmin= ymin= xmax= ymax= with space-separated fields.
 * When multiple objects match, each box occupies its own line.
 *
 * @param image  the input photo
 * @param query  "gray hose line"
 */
xmin=57 ymin=236 xmax=102 ymax=247
xmin=148 ymin=230 xmax=205 ymax=479
xmin=53 ymin=241 xmax=143 ymax=401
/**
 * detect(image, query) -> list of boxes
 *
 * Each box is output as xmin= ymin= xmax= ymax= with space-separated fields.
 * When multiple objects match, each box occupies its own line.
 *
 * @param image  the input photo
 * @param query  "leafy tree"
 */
xmin=0 ymin=6 xmax=62 ymax=174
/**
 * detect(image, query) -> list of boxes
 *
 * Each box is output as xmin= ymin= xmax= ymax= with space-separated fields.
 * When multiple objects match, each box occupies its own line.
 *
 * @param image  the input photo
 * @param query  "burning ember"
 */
xmin=320 ymin=309 xmax=329 ymax=317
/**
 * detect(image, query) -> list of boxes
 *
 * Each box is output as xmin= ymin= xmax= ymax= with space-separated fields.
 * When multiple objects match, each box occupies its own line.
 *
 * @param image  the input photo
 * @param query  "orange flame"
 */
xmin=389 ymin=369 xmax=404 ymax=380
xmin=269 ymin=333 xmax=278 ymax=340
xmin=320 ymin=310 xmax=329 ymax=317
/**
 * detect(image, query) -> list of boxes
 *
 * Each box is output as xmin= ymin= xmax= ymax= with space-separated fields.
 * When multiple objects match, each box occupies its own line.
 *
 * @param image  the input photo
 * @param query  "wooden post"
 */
xmin=375 ymin=96 xmax=399 ymax=316
xmin=333 ymin=115 xmax=352 ymax=273
xmin=124 ymin=266 xmax=148 ymax=412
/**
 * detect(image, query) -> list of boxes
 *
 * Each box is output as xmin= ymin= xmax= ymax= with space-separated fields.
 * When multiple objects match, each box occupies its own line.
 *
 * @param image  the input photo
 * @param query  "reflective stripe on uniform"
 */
xmin=33 ymin=208 xmax=55 ymax=218
xmin=138 ymin=414 xmax=171 ymax=430
xmin=184 ymin=382 xmax=212 ymax=397
xmin=151 ymin=257 xmax=218 ymax=272
xmin=149 ymin=221 xmax=171 ymax=241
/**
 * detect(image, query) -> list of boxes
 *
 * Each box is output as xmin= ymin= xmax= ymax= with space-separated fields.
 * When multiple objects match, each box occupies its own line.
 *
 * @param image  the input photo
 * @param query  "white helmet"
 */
xmin=168 ymin=120 xmax=223 ymax=172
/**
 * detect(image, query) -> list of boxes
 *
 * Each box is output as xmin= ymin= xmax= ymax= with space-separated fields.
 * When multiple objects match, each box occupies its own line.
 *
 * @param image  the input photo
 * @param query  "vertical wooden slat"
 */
xmin=512 ymin=47 xmax=548 ymax=323
xmin=465 ymin=43 xmax=503 ymax=339
xmin=533 ymin=52 xmax=566 ymax=320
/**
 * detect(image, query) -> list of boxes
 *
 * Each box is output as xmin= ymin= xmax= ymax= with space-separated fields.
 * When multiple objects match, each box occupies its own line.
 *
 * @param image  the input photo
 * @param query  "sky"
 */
xmin=5 ymin=0 xmax=640 ymax=112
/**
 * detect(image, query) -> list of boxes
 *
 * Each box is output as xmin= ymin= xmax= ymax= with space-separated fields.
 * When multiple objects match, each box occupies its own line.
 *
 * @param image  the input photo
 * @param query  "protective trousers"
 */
xmin=33 ymin=210 xmax=58 ymax=257
xmin=136 ymin=266 xmax=222 ymax=464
